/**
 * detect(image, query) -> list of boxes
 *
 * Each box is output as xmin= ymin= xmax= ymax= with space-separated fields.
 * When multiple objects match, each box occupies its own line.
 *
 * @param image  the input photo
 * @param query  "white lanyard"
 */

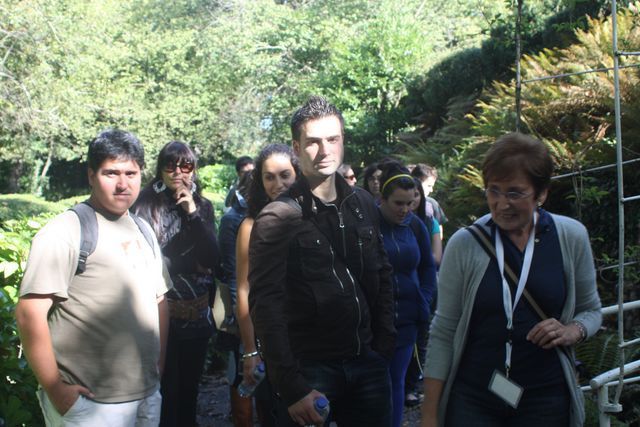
xmin=495 ymin=213 xmax=537 ymax=377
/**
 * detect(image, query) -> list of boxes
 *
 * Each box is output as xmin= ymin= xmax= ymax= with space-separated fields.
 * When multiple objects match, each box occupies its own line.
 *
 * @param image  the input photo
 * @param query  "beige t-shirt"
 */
xmin=20 ymin=209 xmax=171 ymax=403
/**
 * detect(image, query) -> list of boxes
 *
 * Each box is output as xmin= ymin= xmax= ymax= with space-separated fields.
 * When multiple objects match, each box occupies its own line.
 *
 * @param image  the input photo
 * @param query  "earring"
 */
xmin=537 ymin=200 xmax=543 ymax=207
xmin=190 ymin=182 xmax=197 ymax=194
xmin=153 ymin=180 xmax=166 ymax=193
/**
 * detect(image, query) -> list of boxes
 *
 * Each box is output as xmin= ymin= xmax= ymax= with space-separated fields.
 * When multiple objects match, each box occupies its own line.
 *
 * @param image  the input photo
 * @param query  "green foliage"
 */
xmin=403 ymin=6 xmax=640 ymax=231
xmin=577 ymin=328 xmax=640 ymax=426
xmin=0 ymin=194 xmax=67 ymax=223
xmin=2 ymin=0 xmax=545 ymax=193
xmin=198 ymin=164 xmax=236 ymax=196
xmin=400 ymin=0 xmax=609 ymax=135
xmin=199 ymin=163 xmax=235 ymax=224
xmin=0 ymin=217 xmax=47 ymax=427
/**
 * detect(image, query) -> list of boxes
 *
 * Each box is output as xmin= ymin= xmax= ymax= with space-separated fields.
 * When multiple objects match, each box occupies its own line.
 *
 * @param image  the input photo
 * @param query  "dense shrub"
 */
xmin=0 ymin=216 xmax=50 ymax=427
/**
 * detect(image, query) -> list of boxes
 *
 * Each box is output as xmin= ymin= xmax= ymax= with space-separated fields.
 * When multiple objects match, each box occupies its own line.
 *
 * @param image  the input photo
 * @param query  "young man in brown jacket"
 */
xmin=249 ymin=96 xmax=395 ymax=426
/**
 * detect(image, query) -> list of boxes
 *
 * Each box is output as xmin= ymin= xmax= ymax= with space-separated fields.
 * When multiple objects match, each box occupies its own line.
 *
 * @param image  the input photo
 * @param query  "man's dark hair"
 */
xmin=235 ymin=155 xmax=254 ymax=174
xmin=411 ymin=163 xmax=438 ymax=181
xmin=88 ymin=129 xmax=145 ymax=171
xmin=290 ymin=96 xmax=344 ymax=141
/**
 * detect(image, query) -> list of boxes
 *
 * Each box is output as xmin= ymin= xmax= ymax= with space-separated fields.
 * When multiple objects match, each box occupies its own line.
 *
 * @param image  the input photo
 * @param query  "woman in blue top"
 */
xmin=377 ymin=161 xmax=437 ymax=427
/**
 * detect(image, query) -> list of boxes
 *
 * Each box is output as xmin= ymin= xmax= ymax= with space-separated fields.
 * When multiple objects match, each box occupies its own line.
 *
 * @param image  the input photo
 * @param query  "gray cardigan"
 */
xmin=425 ymin=213 xmax=602 ymax=426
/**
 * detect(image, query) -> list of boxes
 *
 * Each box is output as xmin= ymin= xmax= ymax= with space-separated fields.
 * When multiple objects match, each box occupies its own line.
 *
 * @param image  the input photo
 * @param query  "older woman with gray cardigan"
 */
xmin=422 ymin=133 xmax=601 ymax=427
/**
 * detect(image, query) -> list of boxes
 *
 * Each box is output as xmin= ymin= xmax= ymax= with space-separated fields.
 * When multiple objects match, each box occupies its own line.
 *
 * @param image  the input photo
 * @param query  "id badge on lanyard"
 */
xmin=487 ymin=213 xmax=537 ymax=408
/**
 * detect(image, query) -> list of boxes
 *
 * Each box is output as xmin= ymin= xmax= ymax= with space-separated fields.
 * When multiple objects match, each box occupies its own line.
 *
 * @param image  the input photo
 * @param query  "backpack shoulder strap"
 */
xmin=69 ymin=201 xmax=97 ymax=275
xmin=69 ymin=203 xmax=157 ymax=275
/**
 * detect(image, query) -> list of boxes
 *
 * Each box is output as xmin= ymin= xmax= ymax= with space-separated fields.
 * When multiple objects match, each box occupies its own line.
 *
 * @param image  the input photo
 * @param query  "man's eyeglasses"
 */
xmin=164 ymin=160 xmax=195 ymax=174
xmin=484 ymin=188 xmax=532 ymax=201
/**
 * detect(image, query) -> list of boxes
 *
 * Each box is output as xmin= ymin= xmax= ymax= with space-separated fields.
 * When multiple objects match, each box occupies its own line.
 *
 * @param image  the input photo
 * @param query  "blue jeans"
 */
xmin=445 ymin=379 xmax=570 ymax=427
xmin=276 ymin=349 xmax=392 ymax=426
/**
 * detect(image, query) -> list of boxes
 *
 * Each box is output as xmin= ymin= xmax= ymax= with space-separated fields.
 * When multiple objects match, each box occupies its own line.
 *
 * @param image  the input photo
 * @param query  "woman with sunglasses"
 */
xmin=133 ymin=141 xmax=218 ymax=427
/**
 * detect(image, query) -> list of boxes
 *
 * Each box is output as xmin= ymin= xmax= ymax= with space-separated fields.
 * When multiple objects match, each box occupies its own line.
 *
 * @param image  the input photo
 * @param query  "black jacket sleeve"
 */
xmin=248 ymin=201 xmax=312 ymax=406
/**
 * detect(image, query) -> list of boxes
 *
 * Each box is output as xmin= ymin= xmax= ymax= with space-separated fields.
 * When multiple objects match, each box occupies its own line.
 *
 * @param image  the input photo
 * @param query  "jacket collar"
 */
xmin=288 ymin=173 xmax=355 ymax=217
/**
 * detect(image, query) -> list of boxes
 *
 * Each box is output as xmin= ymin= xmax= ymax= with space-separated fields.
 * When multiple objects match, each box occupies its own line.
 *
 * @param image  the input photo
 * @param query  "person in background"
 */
xmin=16 ymin=129 xmax=170 ymax=426
xmin=411 ymin=164 xmax=447 ymax=239
xmin=225 ymin=155 xmax=255 ymax=208
xmin=338 ymin=163 xmax=357 ymax=187
xmin=133 ymin=141 xmax=218 ymax=427
xmin=404 ymin=176 xmax=442 ymax=408
xmin=218 ymin=171 xmax=253 ymax=426
xmin=363 ymin=162 xmax=383 ymax=204
xmin=377 ymin=161 xmax=437 ymax=427
xmin=422 ymin=133 xmax=602 ymax=427
xmin=410 ymin=176 xmax=442 ymax=266
xmin=249 ymin=96 xmax=395 ymax=426
xmin=235 ymin=144 xmax=300 ymax=426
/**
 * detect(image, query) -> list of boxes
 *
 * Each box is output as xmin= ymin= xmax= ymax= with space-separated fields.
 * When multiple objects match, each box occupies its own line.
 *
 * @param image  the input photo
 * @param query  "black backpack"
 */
xmin=69 ymin=201 xmax=155 ymax=275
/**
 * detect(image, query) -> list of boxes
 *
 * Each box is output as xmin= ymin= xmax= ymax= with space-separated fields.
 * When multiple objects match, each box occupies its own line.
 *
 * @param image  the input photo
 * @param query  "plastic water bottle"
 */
xmin=314 ymin=396 xmax=330 ymax=422
xmin=237 ymin=362 xmax=266 ymax=397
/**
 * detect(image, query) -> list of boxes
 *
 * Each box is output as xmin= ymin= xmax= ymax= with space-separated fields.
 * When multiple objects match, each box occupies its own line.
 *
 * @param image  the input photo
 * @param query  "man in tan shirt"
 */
xmin=15 ymin=129 xmax=171 ymax=427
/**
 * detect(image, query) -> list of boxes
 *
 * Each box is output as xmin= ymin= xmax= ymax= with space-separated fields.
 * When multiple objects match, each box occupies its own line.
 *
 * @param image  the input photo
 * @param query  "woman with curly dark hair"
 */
xmin=132 ymin=141 xmax=218 ymax=427
xmin=234 ymin=143 xmax=301 ymax=426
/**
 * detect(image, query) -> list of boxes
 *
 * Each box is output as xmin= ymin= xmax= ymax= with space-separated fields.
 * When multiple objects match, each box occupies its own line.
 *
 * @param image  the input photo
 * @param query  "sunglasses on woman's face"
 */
xmin=164 ymin=160 xmax=195 ymax=174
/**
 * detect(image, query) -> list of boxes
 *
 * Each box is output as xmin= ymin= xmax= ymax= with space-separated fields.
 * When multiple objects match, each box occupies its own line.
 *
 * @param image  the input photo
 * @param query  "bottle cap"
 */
xmin=315 ymin=396 xmax=329 ymax=409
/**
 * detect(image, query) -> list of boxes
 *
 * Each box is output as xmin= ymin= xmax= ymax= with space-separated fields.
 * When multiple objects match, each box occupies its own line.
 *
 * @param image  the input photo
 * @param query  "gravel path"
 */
xmin=196 ymin=373 xmax=422 ymax=426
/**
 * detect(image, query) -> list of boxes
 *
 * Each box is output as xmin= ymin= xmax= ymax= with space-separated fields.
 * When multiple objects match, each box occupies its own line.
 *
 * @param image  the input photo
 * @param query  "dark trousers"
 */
xmin=160 ymin=332 xmax=210 ymax=427
xmin=276 ymin=349 xmax=392 ymax=427
xmin=390 ymin=343 xmax=414 ymax=427
xmin=445 ymin=380 xmax=570 ymax=427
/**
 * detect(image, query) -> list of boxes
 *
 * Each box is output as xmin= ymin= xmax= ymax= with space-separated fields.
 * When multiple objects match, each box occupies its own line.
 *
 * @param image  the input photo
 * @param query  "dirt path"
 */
xmin=196 ymin=373 xmax=422 ymax=426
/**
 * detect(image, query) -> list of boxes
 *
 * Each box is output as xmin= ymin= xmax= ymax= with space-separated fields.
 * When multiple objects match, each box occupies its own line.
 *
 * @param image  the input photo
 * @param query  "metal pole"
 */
xmin=611 ymin=0 xmax=627 ymax=408
xmin=599 ymin=385 xmax=612 ymax=427
xmin=515 ymin=0 xmax=523 ymax=132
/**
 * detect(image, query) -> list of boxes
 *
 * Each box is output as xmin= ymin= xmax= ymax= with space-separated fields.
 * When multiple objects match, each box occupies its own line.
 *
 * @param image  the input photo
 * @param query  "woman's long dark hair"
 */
xmin=412 ymin=177 xmax=427 ymax=223
xmin=133 ymin=141 xmax=205 ymax=238
xmin=247 ymin=144 xmax=301 ymax=219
